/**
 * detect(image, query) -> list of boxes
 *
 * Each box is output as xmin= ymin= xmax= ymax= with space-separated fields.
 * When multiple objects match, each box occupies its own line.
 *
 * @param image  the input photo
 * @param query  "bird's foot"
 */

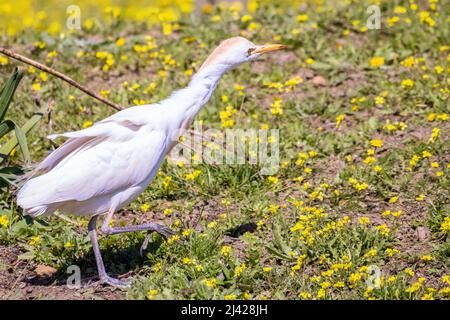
xmin=140 ymin=224 xmax=177 ymax=256
xmin=101 ymin=275 xmax=131 ymax=288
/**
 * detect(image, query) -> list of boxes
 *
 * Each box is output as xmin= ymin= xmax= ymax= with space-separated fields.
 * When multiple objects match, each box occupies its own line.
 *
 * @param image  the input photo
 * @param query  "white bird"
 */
xmin=17 ymin=37 xmax=285 ymax=287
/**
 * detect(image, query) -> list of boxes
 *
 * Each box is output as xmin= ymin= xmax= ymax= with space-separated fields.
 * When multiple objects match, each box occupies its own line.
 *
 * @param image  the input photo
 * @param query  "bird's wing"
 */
xmin=46 ymin=128 xmax=167 ymax=202
xmin=18 ymin=113 xmax=168 ymax=209
xmin=35 ymin=106 xmax=161 ymax=174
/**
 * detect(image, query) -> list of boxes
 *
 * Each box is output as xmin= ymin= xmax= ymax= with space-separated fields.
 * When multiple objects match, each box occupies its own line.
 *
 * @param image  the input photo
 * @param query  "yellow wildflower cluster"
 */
xmin=270 ymin=97 xmax=283 ymax=116
xmin=382 ymin=120 xmax=407 ymax=132
xmin=348 ymin=178 xmax=369 ymax=191
xmin=220 ymin=105 xmax=237 ymax=127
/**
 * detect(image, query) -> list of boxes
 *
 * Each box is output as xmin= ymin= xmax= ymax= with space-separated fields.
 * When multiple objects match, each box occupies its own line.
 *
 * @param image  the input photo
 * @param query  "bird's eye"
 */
xmin=247 ymin=48 xmax=256 ymax=56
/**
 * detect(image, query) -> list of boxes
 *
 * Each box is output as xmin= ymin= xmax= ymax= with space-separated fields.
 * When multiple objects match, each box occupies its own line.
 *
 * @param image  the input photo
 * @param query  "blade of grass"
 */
xmin=0 ymin=105 xmax=46 ymax=164
xmin=0 ymin=68 xmax=24 ymax=122
xmin=12 ymin=121 xmax=30 ymax=163
xmin=0 ymin=119 xmax=15 ymax=137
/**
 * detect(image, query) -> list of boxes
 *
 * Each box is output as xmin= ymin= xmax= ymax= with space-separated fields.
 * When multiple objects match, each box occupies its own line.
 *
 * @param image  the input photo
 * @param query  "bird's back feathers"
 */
xmin=17 ymin=108 xmax=169 ymax=217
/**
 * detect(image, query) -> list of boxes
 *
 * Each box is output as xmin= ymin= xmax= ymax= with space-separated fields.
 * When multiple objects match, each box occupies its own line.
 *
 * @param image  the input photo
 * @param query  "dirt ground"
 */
xmin=0 ymin=245 xmax=126 ymax=300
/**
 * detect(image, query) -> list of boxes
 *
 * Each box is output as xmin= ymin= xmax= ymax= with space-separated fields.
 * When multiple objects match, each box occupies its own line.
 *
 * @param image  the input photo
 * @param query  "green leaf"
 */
xmin=12 ymin=121 xmax=30 ymax=163
xmin=0 ymin=119 xmax=15 ymax=138
xmin=18 ymin=251 xmax=35 ymax=261
xmin=0 ymin=105 xmax=46 ymax=164
xmin=0 ymin=68 xmax=24 ymax=122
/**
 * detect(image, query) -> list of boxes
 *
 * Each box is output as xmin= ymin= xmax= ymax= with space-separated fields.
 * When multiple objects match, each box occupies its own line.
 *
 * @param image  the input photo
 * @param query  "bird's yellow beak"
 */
xmin=254 ymin=44 xmax=287 ymax=54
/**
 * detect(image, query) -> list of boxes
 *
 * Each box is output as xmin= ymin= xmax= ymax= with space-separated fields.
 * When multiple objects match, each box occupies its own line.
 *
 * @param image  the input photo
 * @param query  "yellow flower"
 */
xmin=374 ymin=96 xmax=385 ymax=105
xmin=435 ymin=65 xmax=444 ymax=74
xmin=373 ymin=165 xmax=382 ymax=173
xmin=100 ymin=90 xmax=110 ymax=98
xmin=335 ymin=114 xmax=345 ymax=128
xmin=296 ymin=14 xmax=309 ymax=22
xmin=401 ymin=79 xmax=414 ymax=88
xmin=440 ymin=217 xmax=450 ymax=233
xmin=115 ymin=37 xmax=125 ymax=47
xmin=422 ymin=150 xmax=432 ymax=158
xmin=207 ymin=221 xmax=217 ymax=229
xmin=220 ymin=245 xmax=232 ymax=257
xmin=370 ymin=139 xmax=383 ymax=148
xmin=284 ymin=76 xmax=303 ymax=89
xmin=392 ymin=210 xmax=402 ymax=218
xmin=235 ymin=263 xmax=246 ymax=277
xmin=267 ymin=176 xmax=279 ymax=184
xmin=354 ymin=183 xmax=368 ymax=191
xmin=416 ymin=194 xmax=426 ymax=201
xmin=0 ymin=56 xmax=9 ymax=65
xmin=140 ymin=203 xmax=150 ymax=212
xmin=358 ymin=217 xmax=371 ymax=225
xmin=299 ymin=292 xmax=312 ymax=299
xmin=406 ymin=281 xmax=423 ymax=293
xmin=270 ymin=97 xmax=283 ymax=116
xmin=0 ymin=215 xmax=9 ymax=228
xmin=82 ymin=120 xmax=93 ymax=128
xmin=348 ymin=272 xmax=363 ymax=285
xmin=29 ymin=236 xmax=41 ymax=246
xmin=421 ymin=255 xmax=433 ymax=262
xmin=147 ymin=289 xmax=158 ymax=300
xmin=429 ymin=128 xmax=440 ymax=143
xmin=263 ymin=267 xmax=272 ymax=273
xmin=370 ymin=56 xmax=384 ymax=68
xmin=421 ymin=293 xmax=434 ymax=300
xmin=401 ymin=56 xmax=415 ymax=67
xmin=182 ymin=229 xmax=192 ymax=237
xmin=363 ymin=157 xmax=376 ymax=165
xmin=404 ymin=268 xmax=414 ymax=277
xmin=185 ymin=170 xmax=201 ymax=181
xmin=162 ymin=23 xmax=172 ymax=35
xmin=388 ymin=196 xmax=398 ymax=204
xmin=241 ymin=14 xmax=252 ymax=23
xmin=167 ymin=234 xmax=180 ymax=245
xmin=47 ymin=51 xmax=58 ymax=59
xmin=375 ymin=224 xmax=390 ymax=236
xmin=224 ymin=294 xmax=236 ymax=300
xmin=317 ymin=288 xmax=326 ymax=299
xmin=387 ymin=276 xmax=397 ymax=283
xmin=385 ymin=248 xmax=399 ymax=257
xmin=32 ymin=82 xmax=41 ymax=91
xmin=394 ymin=6 xmax=407 ymax=14
xmin=64 ymin=242 xmax=74 ymax=249
xmin=210 ymin=15 xmax=221 ymax=22
xmin=364 ymin=249 xmax=377 ymax=258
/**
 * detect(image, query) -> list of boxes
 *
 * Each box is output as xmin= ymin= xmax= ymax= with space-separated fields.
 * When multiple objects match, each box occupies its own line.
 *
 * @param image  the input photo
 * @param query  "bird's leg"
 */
xmin=100 ymin=209 xmax=176 ymax=256
xmin=88 ymin=216 xmax=131 ymax=288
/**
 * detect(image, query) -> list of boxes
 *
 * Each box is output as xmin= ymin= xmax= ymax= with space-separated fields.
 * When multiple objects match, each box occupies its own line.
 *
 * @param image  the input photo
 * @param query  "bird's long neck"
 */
xmin=168 ymin=64 xmax=230 ymax=129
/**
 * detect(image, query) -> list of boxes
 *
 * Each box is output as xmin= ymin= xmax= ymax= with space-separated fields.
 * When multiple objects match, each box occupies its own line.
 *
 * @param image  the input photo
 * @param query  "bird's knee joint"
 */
xmin=100 ymin=225 xmax=112 ymax=235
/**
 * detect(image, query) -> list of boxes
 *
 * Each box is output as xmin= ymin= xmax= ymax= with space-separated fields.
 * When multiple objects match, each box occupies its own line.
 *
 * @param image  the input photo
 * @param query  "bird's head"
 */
xmin=199 ymin=36 xmax=286 ymax=73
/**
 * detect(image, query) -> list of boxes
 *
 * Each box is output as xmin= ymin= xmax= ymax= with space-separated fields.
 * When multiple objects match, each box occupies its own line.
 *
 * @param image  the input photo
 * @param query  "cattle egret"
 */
xmin=16 ymin=37 xmax=286 ymax=287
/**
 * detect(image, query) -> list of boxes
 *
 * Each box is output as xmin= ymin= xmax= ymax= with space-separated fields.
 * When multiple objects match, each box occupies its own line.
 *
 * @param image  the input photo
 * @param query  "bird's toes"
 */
xmin=140 ymin=232 xmax=153 ymax=256
xmin=153 ymin=224 xmax=177 ymax=239
xmin=102 ymin=275 xmax=132 ymax=288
